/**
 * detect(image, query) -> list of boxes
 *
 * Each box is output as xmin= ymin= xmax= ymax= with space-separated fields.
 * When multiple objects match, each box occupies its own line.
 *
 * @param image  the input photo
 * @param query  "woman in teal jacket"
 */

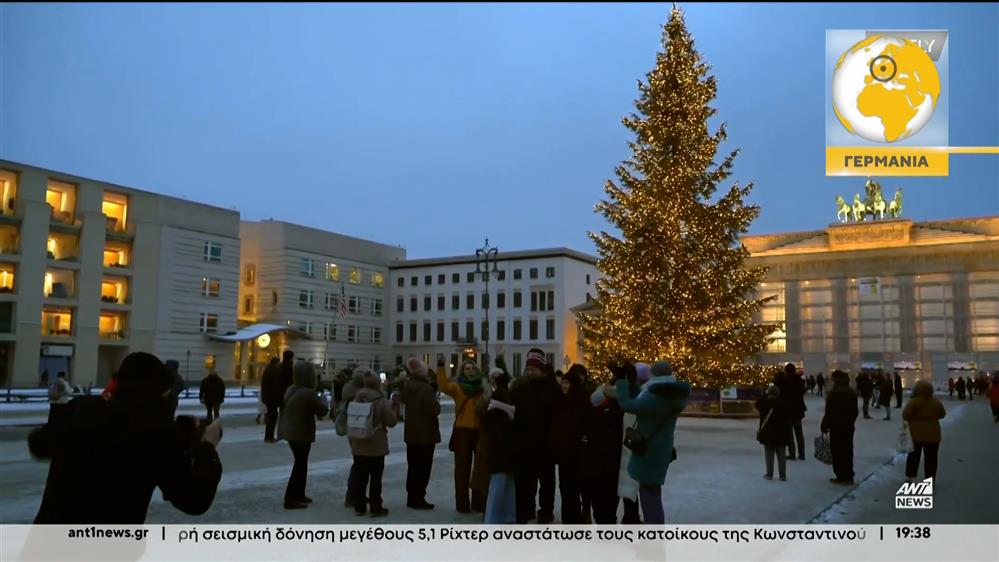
xmin=612 ymin=360 xmax=690 ymax=524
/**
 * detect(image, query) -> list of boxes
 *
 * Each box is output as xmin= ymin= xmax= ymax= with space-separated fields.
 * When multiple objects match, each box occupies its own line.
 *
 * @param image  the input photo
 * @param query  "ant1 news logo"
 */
xmin=895 ymin=477 xmax=933 ymax=509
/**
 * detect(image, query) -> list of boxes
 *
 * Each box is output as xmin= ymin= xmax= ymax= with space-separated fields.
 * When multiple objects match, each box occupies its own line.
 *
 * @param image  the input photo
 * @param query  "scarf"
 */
xmin=458 ymin=372 xmax=484 ymax=397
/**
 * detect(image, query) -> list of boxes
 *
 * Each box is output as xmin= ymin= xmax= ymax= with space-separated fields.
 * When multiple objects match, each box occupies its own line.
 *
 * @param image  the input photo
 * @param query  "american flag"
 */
xmin=337 ymin=283 xmax=348 ymax=319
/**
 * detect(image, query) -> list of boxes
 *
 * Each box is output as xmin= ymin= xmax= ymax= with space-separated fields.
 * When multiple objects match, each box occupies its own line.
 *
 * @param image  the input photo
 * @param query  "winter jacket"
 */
xmin=776 ymin=374 xmax=807 ymax=420
xmin=878 ymin=378 xmax=894 ymax=406
xmin=279 ymin=360 xmax=294 ymax=398
xmin=855 ymin=374 xmax=873 ymax=398
xmin=482 ymin=391 xmax=516 ymax=475
xmin=821 ymin=380 xmax=859 ymax=432
xmin=754 ymin=396 xmax=792 ymax=447
xmin=279 ymin=368 xmax=330 ymax=443
xmin=348 ymin=387 xmax=398 ymax=457
xmin=614 ymin=376 xmax=690 ymax=487
xmin=903 ymin=389 xmax=945 ymax=443
xmin=199 ymin=373 xmax=226 ymax=406
xmin=989 ymin=384 xmax=999 ymax=406
xmin=260 ymin=364 xmax=284 ymax=408
xmin=550 ymin=388 xmax=591 ymax=461
xmin=893 ymin=375 xmax=904 ymax=395
xmin=436 ymin=367 xmax=485 ymax=430
xmin=583 ymin=388 xmax=624 ymax=488
xmin=509 ymin=372 xmax=562 ymax=458
xmin=29 ymin=396 xmax=221 ymax=523
xmin=400 ymin=372 xmax=441 ymax=446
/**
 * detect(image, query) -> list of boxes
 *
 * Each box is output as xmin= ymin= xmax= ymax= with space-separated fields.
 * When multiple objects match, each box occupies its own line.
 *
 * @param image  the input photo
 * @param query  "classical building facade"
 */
xmin=388 ymin=249 xmax=600 ymax=376
xmin=0 ymin=160 xmax=241 ymax=387
xmin=744 ymin=216 xmax=999 ymax=385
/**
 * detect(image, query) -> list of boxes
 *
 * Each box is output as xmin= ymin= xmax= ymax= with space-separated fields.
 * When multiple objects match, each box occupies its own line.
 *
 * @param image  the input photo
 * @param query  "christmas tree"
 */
xmin=582 ymin=6 xmax=778 ymax=387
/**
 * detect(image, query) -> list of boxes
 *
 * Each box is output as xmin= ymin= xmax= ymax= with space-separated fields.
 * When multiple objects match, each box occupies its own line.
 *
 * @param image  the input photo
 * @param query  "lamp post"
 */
xmin=475 ymin=238 xmax=499 ymax=369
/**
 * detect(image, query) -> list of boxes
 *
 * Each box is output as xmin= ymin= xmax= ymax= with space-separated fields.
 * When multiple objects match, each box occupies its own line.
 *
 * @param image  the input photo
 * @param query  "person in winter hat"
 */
xmin=509 ymin=349 xmax=561 ymax=523
xmin=260 ymin=357 xmax=283 ymax=442
xmin=339 ymin=365 xmax=367 ymax=508
xmin=776 ymin=363 xmax=806 ymax=461
xmin=755 ymin=385 xmax=792 ymax=481
xmin=399 ymin=357 xmax=441 ymax=510
xmin=437 ymin=357 xmax=490 ymax=513
xmin=278 ymin=361 xmax=329 ymax=510
xmin=550 ymin=364 xmax=592 ymax=523
xmin=483 ymin=368 xmax=516 ymax=524
xmin=199 ymin=369 xmax=226 ymax=422
xmin=611 ymin=360 xmax=690 ymax=524
xmin=347 ymin=369 xmax=398 ymax=517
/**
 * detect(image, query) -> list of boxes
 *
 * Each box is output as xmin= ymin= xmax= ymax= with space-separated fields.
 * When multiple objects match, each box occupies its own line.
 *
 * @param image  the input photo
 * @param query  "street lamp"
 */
xmin=475 ymin=238 xmax=499 ymax=369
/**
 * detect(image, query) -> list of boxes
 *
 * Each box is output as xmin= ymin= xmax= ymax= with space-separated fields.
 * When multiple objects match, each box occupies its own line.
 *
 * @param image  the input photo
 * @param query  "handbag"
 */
xmin=756 ymin=408 xmax=775 ymax=444
xmin=896 ymin=421 xmax=915 ymax=454
xmin=624 ymin=418 xmax=666 ymax=456
xmin=813 ymin=433 xmax=833 ymax=465
xmin=448 ymin=396 xmax=472 ymax=452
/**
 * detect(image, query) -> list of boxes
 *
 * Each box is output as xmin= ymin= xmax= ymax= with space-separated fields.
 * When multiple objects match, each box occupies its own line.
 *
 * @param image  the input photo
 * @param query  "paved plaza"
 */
xmin=1 ymin=394 xmax=995 ymax=525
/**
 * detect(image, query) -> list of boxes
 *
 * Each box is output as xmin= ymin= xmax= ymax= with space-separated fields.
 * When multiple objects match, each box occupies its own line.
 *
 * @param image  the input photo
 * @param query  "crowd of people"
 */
xmin=28 ymin=348 xmax=998 ymax=525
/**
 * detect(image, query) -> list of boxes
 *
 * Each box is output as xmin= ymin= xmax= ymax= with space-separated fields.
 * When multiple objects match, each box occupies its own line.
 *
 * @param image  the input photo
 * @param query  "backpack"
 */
xmin=346 ymin=399 xmax=380 ymax=440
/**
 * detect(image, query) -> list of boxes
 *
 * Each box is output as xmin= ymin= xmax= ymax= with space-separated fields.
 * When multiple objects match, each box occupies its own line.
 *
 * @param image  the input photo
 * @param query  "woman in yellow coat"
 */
xmin=437 ymin=358 xmax=490 ymax=513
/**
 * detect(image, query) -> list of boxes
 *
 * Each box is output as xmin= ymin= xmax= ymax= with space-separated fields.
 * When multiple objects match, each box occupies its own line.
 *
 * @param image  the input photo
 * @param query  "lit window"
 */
xmin=244 ymin=264 xmax=255 ymax=285
xmin=372 ymin=272 xmax=385 ymax=288
xmin=203 ymin=242 xmax=222 ymax=263
xmin=201 ymin=277 xmax=221 ymax=297
xmin=349 ymin=268 xmax=361 ymax=285
xmin=199 ymin=313 xmax=219 ymax=333
xmin=104 ymin=246 xmax=129 ymax=268
xmin=326 ymin=263 xmax=340 ymax=281
xmin=102 ymin=192 xmax=128 ymax=232
xmin=99 ymin=313 xmax=126 ymax=339
xmin=42 ymin=309 xmax=73 ymax=336
xmin=101 ymin=279 xmax=126 ymax=303
xmin=0 ymin=266 xmax=14 ymax=292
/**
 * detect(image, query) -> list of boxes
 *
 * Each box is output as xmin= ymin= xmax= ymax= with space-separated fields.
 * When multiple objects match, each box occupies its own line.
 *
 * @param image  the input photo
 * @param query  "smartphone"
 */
xmin=380 ymin=372 xmax=387 ymax=383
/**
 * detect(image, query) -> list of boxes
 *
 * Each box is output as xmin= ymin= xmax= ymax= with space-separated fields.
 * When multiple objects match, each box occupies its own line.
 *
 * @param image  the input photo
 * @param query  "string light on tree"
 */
xmin=579 ymin=5 xmax=781 ymax=388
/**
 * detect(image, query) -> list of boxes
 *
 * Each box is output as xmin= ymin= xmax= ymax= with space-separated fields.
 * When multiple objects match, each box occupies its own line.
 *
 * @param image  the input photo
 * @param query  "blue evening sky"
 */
xmin=1 ymin=3 xmax=996 ymax=258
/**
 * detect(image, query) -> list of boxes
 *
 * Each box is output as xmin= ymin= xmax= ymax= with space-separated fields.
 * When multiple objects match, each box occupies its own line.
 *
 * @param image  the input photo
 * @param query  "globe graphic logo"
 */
xmin=832 ymin=35 xmax=941 ymax=143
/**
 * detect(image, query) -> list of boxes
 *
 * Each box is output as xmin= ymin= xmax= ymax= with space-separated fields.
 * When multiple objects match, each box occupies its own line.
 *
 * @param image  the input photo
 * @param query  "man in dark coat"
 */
xmin=280 ymin=350 xmax=295 ymax=395
xmin=821 ymin=370 xmax=859 ymax=484
xmin=585 ymin=384 xmax=625 ymax=523
xmin=550 ymin=364 xmax=592 ymax=523
xmin=164 ymin=359 xmax=186 ymax=418
xmin=756 ymin=385 xmax=792 ymax=480
xmin=28 ymin=352 xmax=222 ymax=523
xmin=199 ymin=370 xmax=226 ymax=422
xmin=855 ymin=372 xmax=874 ymax=419
xmin=878 ymin=375 xmax=894 ymax=420
xmin=399 ymin=358 xmax=441 ymax=510
xmin=260 ymin=357 xmax=283 ymax=442
xmin=776 ymin=363 xmax=806 ymax=461
xmin=893 ymin=372 xmax=904 ymax=408
xmin=509 ymin=349 xmax=561 ymax=524
xmin=815 ymin=372 xmax=826 ymax=397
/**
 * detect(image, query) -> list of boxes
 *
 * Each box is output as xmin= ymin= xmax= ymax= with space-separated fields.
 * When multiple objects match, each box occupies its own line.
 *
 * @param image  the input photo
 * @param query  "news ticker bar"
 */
xmin=2 ymin=524 xmax=998 ymax=562
xmin=826 ymin=146 xmax=999 ymax=176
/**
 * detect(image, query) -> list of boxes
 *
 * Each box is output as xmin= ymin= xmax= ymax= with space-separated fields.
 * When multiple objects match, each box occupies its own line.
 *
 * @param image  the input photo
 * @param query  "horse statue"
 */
xmin=863 ymin=178 xmax=885 ymax=220
xmin=888 ymin=188 xmax=903 ymax=218
xmin=870 ymin=191 xmax=887 ymax=220
xmin=836 ymin=195 xmax=851 ymax=222
xmin=852 ymin=193 xmax=865 ymax=222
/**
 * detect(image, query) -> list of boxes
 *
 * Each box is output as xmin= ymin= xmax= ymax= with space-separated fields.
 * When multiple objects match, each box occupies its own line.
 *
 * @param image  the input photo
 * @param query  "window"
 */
xmin=348 ymin=295 xmax=360 ymax=314
xmin=423 ymin=295 xmax=431 ymax=311
xmin=203 ymin=242 xmax=222 ymax=263
xmin=347 ymin=325 xmax=357 ymax=343
xmin=546 ymin=318 xmax=555 ymax=340
xmin=547 ymin=290 xmax=555 ymax=311
xmin=244 ymin=265 xmax=256 ymax=286
xmin=452 ymin=294 xmax=460 ymax=310
xmin=539 ymin=291 xmax=546 ymax=311
xmin=199 ymin=313 xmax=218 ymax=333
xmin=243 ymin=295 xmax=254 ymax=315
xmin=424 ymin=275 xmax=432 ymax=286
xmin=497 ymin=292 xmax=506 ymax=308
xmin=466 ymin=294 xmax=474 ymax=310
xmin=514 ymin=291 xmax=522 ymax=308
xmin=531 ymin=292 xmax=538 ymax=312
xmin=299 ymin=321 xmax=313 ymax=336
xmin=546 ymin=266 xmax=555 ymax=278
xmin=437 ymin=295 xmax=445 ymax=311
xmin=423 ymin=322 xmax=431 ymax=342
xmin=513 ymin=320 xmax=522 ymax=341
xmin=396 ymin=323 xmax=404 ymax=343
xmin=322 ymin=293 xmax=332 ymax=310
xmin=326 ymin=263 xmax=340 ymax=281
xmin=299 ymin=290 xmax=314 ymax=308
xmin=481 ymin=321 xmax=489 ymax=341
xmin=371 ymin=327 xmax=382 ymax=344
xmin=497 ymin=320 xmax=506 ymax=341
xmin=529 ymin=319 xmax=538 ymax=340
xmin=397 ymin=277 xmax=405 ymax=288
xmin=513 ymin=269 xmax=522 ymax=280
xmin=530 ymin=268 xmax=538 ymax=279
xmin=466 ymin=321 xmax=474 ymax=340
xmin=409 ymin=322 xmax=417 ymax=342
xmin=349 ymin=268 xmax=361 ymax=285
xmin=436 ymin=321 xmax=444 ymax=342
xmin=201 ymin=277 xmax=220 ymax=297
xmin=586 ymin=292 xmax=592 ymax=302
xmin=396 ymin=296 xmax=404 ymax=313
xmin=498 ymin=270 xmax=506 ymax=281
xmin=410 ymin=297 xmax=417 ymax=312
xmin=467 ymin=271 xmax=476 ymax=283
xmin=300 ymin=258 xmax=315 ymax=277
xmin=451 ymin=321 xmax=460 ymax=341
xmin=513 ymin=353 xmax=522 ymax=377
xmin=438 ymin=274 xmax=445 ymax=285
xmin=586 ymin=274 xmax=591 ymax=285
xmin=482 ymin=292 xmax=489 ymax=309
xmin=272 ymin=290 xmax=279 ymax=306
xmin=371 ymin=299 xmax=383 ymax=317
xmin=452 ymin=273 xmax=460 ymax=284
xmin=411 ymin=276 xmax=418 ymax=287
xmin=372 ymin=272 xmax=384 ymax=288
